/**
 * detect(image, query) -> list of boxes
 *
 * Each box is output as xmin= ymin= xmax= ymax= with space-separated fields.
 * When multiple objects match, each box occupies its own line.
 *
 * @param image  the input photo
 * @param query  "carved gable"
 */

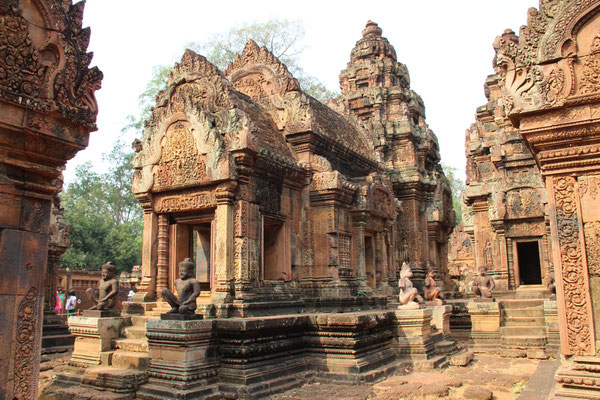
xmin=225 ymin=39 xmax=300 ymax=100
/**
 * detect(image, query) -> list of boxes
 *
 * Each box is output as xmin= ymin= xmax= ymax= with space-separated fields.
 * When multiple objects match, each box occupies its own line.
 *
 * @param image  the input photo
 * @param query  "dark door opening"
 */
xmin=516 ymin=241 xmax=542 ymax=285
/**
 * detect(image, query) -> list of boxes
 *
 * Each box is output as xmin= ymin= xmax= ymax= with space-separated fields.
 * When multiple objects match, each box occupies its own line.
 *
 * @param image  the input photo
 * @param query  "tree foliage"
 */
xmin=127 ymin=19 xmax=337 ymax=134
xmin=442 ymin=163 xmax=465 ymax=226
xmin=61 ymin=141 xmax=142 ymax=273
xmin=188 ymin=19 xmax=338 ymax=102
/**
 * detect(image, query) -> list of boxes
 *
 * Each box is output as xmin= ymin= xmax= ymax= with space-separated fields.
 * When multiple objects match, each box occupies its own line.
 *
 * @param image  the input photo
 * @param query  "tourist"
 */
xmin=55 ymin=286 xmax=65 ymax=315
xmin=65 ymin=289 xmax=77 ymax=317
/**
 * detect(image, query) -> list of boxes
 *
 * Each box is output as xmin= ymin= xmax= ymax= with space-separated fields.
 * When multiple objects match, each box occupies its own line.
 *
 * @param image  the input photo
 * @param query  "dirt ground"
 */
xmin=39 ymin=351 xmax=73 ymax=394
xmin=272 ymin=355 xmax=540 ymax=400
xmin=39 ymin=353 xmax=540 ymax=400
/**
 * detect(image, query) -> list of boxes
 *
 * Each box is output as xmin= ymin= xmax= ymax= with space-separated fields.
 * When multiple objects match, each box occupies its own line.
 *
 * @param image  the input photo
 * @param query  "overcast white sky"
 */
xmin=72 ymin=0 xmax=540 ymax=185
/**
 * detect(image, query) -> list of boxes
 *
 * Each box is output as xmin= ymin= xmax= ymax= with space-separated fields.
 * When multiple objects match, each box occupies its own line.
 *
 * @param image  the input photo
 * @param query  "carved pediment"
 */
xmin=225 ymin=39 xmax=300 ymax=100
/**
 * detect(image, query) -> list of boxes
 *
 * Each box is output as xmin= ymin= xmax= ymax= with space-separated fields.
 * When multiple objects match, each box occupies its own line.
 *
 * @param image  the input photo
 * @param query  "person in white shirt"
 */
xmin=65 ymin=289 xmax=77 ymax=317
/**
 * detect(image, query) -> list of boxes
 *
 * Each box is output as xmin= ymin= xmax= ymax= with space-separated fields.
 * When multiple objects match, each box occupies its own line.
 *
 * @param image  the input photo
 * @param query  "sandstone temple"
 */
xmin=5 ymin=0 xmax=600 ymax=399
xmin=128 ymin=20 xmax=455 ymax=315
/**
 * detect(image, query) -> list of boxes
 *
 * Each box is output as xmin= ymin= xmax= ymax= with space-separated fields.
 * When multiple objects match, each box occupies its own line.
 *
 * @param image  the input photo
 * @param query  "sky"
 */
xmin=72 ymin=0 xmax=540 ymax=185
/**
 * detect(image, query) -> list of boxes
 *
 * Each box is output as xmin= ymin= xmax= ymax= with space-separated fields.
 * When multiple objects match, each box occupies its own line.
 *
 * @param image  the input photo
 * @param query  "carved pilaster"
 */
xmin=352 ymin=213 xmax=367 ymax=285
xmin=212 ymin=184 xmax=236 ymax=304
xmin=548 ymin=175 xmax=595 ymax=356
xmin=156 ymin=214 xmax=169 ymax=297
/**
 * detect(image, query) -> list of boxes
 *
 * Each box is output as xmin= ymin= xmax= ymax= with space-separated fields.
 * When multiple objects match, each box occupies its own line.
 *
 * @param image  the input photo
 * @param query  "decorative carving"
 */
xmin=155 ymin=124 xmax=206 ymax=189
xmin=256 ymin=180 xmax=281 ymax=214
xmin=553 ymin=176 xmax=593 ymax=355
xmin=0 ymin=4 xmax=48 ymax=100
xmin=0 ymin=0 xmax=102 ymax=127
xmin=483 ymin=240 xmax=493 ymax=267
xmin=506 ymin=188 xmax=544 ymax=219
xmin=542 ymin=66 xmax=565 ymax=105
xmin=579 ymin=34 xmax=600 ymax=95
xmin=584 ymin=221 xmax=600 ymax=276
xmin=156 ymin=214 xmax=169 ymax=295
xmin=14 ymin=287 xmax=39 ymax=400
xmin=506 ymin=221 xmax=546 ymax=237
xmin=235 ymin=200 xmax=249 ymax=237
xmin=578 ymin=174 xmax=600 ymax=200
xmin=226 ymin=39 xmax=300 ymax=98
xmin=154 ymin=192 xmax=215 ymax=213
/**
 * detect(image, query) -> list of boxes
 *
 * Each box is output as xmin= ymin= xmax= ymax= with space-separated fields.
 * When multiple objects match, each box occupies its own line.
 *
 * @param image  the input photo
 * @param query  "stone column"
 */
xmin=156 ymin=214 xmax=170 ymax=298
xmin=212 ymin=184 xmax=236 ymax=304
xmin=132 ymin=208 xmax=159 ymax=302
xmin=352 ymin=213 xmax=368 ymax=289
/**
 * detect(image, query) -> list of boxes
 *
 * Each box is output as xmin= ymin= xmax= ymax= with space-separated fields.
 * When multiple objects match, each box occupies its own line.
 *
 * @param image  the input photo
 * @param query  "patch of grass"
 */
xmin=512 ymin=381 xmax=526 ymax=399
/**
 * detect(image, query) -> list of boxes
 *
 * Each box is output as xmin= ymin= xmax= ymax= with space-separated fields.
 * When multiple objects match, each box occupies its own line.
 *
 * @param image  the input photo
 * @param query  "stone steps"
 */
xmin=42 ymin=333 xmax=75 ymax=348
xmin=114 ymin=337 xmax=149 ymax=353
xmin=81 ymin=366 xmax=147 ymax=394
xmin=416 ymin=355 xmax=449 ymax=369
xmin=112 ymin=351 xmax=150 ymax=370
xmin=430 ymin=330 xmax=444 ymax=344
xmin=240 ymin=374 xmax=305 ymax=399
xmin=434 ymin=340 xmax=458 ymax=355
xmin=123 ymin=325 xmax=146 ymax=340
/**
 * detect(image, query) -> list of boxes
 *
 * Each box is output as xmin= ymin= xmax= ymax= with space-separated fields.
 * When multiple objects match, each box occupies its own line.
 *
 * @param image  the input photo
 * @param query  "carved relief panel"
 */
xmin=505 ymin=188 xmax=544 ymax=219
xmin=154 ymin=122 xmax=207 ymax=190
xmin=550 ymin=175 xmax=595 ymax=356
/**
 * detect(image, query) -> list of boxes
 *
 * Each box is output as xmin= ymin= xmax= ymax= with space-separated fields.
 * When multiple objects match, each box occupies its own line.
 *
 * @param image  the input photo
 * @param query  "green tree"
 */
xmin=188 ymin=19 xmax=338 ymax=102
xmin=442 ymin=163 xmax=465 ymax=226
xmin=127 ymin=19 xmax=337 ymax=134
xmin=61 ymin=141 xmax=142 ymax=273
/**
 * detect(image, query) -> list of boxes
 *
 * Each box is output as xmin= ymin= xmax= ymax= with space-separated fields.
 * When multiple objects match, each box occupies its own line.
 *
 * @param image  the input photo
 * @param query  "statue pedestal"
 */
xmin=137 ymin=319 xmax=218 ymax=398
xmin=554 ymin=356 xmax=600 ymax=399
xmin=467 ymin=300 xmax=500 ymax=353
xmin=430 ymin=305 xmax=453 ymax=339
xmin=394 ymin=308 xmax=435 ymax=360
xmin=68 ymin=315 xmax=126 ymax=366
xmin=160 ymin=313 xmax=203 ymax=321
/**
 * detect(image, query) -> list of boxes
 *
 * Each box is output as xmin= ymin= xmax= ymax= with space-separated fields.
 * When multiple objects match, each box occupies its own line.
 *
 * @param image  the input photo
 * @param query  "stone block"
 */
xmin=160 ymin=313 xmax=203 ymax=320
xmin=467 ymin=300 xmax=500 ymax=353
xmin=449 ymin=350 xmax=474 ymax=366
xmin=138 ymin=319 xmax=219 ymax=397
xmin=83 ymin=310 xmax=120 ymax=318
xmin=430 ymin=304 xmax=452 ymax=338
xmin=82 ymin=366 xmax=147 ymax=394
xmin=68 ymin=316 xmax=127 ymax=366
xmin=394 ymin=308 xmax=435 ymax=360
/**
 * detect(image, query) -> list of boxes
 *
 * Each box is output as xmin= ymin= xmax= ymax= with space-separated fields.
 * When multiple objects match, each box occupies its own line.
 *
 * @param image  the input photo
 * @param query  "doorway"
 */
xmin=262 ymin=216 xmax=290 ymax=280
xmin=192 ymin=223 xmax=211 ymax=291
xmin=516 ymin=241 xmax=542 ymax=285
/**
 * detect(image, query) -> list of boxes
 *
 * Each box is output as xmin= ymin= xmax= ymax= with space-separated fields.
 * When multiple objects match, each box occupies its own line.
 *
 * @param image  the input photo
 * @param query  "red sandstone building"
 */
xmin=129 ymin=22 xmax=455 ymax=315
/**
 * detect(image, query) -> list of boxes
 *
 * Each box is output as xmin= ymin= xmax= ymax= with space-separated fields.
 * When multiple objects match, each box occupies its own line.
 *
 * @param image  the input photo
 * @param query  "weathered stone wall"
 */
xmin=0 ymin=0 xmax=101 ymax=397
xmin=493 ymin=0 xmax=600 ymax=397
xmin=461 ymin=70 xmax=553 ymax=294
